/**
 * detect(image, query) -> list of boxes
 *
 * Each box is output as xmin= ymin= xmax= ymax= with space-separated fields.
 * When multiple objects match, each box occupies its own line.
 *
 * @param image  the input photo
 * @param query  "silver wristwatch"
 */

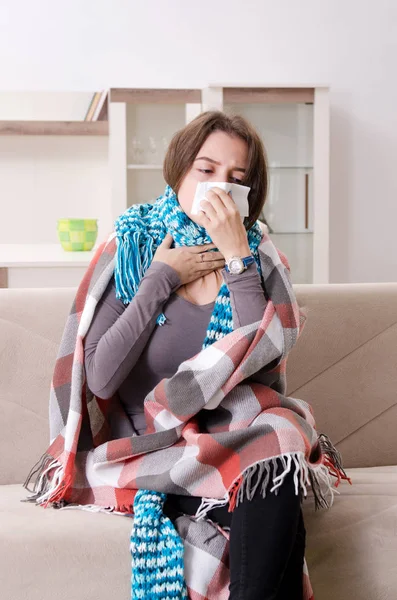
xmin=225 ymin=255 xmax=255 ymax=275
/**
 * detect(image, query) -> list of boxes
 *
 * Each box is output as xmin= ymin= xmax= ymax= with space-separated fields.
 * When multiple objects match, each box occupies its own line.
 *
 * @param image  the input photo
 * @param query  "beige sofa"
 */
xmin=1 ymin=282 xmax=397 ymax=600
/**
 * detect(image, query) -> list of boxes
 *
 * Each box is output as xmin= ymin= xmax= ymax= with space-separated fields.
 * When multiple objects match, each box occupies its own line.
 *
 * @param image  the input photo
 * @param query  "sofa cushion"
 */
xmin=0 ymin=483 xmax=134 ymax=600
xmin=2 ymin=466 xmax=397 ymax=600
xmin=303 ymin=465 xmax=397 ymax=599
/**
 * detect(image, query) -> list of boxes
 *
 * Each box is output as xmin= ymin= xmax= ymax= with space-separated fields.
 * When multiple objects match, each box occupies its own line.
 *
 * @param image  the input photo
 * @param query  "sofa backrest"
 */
xmin=1 ymin=282 xmax=397 ymax=485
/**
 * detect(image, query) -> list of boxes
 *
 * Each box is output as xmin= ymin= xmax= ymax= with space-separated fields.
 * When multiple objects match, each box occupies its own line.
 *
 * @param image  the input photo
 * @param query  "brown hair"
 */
xmin=163 ymin=110 xmax=269 ymax=230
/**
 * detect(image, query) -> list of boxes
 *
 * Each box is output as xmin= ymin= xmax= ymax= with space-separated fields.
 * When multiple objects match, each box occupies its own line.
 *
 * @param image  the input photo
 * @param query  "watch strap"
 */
xmin=242 ymin=256 xmax=255 ymax=267
xmin=225 ymin=255 xmax=255 ymax=273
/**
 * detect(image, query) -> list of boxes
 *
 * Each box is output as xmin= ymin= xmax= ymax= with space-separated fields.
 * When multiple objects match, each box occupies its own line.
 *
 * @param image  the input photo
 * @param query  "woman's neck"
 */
xmin=175 ymin=269 xmax=224 ymax=306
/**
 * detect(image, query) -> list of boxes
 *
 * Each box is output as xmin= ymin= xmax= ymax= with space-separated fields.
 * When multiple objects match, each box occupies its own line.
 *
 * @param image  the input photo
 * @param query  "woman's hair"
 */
xmin=163 ymin=110 xmax=269 ymax=230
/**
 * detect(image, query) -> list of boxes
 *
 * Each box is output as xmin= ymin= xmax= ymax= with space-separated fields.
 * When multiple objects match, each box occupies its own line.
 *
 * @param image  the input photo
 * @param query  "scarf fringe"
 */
xmin=114 ymin=229 xmax=155 ymax=305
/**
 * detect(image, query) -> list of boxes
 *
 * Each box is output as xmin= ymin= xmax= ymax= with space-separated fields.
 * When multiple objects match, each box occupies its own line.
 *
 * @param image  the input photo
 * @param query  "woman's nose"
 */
xmin=211 ymin=171 xmax=229 ymax=182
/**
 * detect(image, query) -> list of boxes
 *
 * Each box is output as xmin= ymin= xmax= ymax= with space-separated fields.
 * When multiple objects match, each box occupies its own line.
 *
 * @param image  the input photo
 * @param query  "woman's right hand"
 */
xmin=152 ymin=233 xmax=225 ymax=286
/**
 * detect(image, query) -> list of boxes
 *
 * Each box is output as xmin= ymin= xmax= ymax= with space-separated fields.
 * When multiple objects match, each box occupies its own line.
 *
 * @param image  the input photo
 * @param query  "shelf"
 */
xmin=0 ymin=243 xmax=100 ymax=268
xmin=209 ymin=82 xmax=327 ymax=89
xmin=0 ymin=121 xmax=109 ymax=136
xmin=223 ymin=87 xmax=314 ymax=104
xmin=110 ymin=88 xmax=201 ymax=104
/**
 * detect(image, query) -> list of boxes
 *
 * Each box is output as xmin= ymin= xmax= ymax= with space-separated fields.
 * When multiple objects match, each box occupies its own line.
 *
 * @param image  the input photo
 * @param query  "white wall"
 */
xmin=0 ymin=92 xmax=93 ymax=120
xmin=0 ymin=0 xmax=396 ymax=282
xmin=0 ymin=91 xmax=112 ymax=245
xmin=0 ymin=136 xmax=111 ymax=244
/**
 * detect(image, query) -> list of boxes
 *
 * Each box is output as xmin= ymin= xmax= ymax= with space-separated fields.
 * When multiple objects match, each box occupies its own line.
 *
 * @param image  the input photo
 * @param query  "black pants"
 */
xmin=164 ymin=457 xmax=306 ymax=600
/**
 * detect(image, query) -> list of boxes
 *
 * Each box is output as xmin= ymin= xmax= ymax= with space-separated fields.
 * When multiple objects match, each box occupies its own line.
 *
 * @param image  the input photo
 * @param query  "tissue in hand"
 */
xmin=191 ymin=181 xmax=251 ymax=217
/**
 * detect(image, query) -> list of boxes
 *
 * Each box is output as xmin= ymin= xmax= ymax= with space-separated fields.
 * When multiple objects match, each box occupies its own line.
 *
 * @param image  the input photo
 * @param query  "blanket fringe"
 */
xmin=20 ymin=450 xmax=71 ymax=508
xmin=317 ymin=432 xmax=352 ymax=491
xmin=191 ymin=435 xmax=352 ymax=519
xmin=194 ymin=493 xmax=230 ymax=521
xmin=20 ymin=449 xmax=133 ymax=515
xmin=226 ymin=453 xmax=316 ymax=514
xmin=193 ymin=453 xmax=313 ymax=521
xmin=50 ymin=503 xmax=131 ymax=516
xmin=21 ymin=436 xmax=351 ymax=518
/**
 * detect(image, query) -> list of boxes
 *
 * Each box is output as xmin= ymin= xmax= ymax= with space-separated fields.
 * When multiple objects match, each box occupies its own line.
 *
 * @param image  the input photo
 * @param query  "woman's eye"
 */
xmin=198 ymin=169 xmax=242 ymax=184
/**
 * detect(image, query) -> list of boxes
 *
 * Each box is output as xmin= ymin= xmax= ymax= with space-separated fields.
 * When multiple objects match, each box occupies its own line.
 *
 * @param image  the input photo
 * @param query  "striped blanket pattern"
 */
xmin=21 ymin=226 xmax=351 ymax=599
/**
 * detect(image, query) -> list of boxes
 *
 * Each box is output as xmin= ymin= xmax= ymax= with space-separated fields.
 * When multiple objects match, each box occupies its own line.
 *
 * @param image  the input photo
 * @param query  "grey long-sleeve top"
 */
xmin=83 ymin=260 xmax=268 ymax=436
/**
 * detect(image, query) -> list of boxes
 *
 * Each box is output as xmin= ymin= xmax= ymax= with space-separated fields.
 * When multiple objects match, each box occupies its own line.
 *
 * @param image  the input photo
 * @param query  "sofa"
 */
xmin=1 ymin=282 xmax=397 ymax=600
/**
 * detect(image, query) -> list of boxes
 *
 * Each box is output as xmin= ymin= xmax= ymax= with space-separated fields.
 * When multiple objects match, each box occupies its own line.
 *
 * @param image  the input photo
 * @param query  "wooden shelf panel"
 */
xmin=0 ymin=120 xmax=109 ymax=136
xmin=110 ymin=88 xmax=201 ymax=104
xmin=223 ymin=87 xmax=315 ymax=104
xmin=0 ymin=243 xmax=99 ymax=267
xmin=109 ymin=86 xmax=315 ymax=105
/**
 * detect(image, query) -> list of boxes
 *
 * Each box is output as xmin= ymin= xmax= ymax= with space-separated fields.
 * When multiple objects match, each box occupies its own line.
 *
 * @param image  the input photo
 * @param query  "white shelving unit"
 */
xmin=0 ymin=91 xmax=110 ymax=289
xmin=0 ymin=243 xmax=100 ymax=288
xmin=0 ymin=86 xmax=329 ymax=288
xmin=109 ymin=89 xmax=202 ymax=213
xmin=108 ymin=85 xmax=330 ymax=284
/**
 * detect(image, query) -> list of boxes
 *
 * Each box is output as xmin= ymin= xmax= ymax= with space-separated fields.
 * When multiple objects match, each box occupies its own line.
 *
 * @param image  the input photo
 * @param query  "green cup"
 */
xmin=57 ymin=218 xmax=98 ymax=251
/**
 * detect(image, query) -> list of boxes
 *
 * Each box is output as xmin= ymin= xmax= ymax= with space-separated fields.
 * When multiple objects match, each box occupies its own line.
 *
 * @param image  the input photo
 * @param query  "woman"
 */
xmin=83 ymin=110 xmax=306 ymax=600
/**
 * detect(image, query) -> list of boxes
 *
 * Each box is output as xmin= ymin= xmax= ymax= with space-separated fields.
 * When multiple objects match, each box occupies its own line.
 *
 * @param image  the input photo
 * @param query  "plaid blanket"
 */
xmin=21 ymin=227 xmax=351 ymax=599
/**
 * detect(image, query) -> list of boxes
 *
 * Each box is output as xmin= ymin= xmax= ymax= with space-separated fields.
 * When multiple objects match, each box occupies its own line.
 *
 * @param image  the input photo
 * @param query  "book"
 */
xmin=85 ymin=90 xmax=108 ymax=121
xmin=85 ymin=92 xmax=101 ymax=121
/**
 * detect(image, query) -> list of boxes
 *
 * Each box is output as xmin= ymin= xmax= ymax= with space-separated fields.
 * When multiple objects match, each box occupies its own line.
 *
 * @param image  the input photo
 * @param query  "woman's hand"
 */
xmin=194 ymin=187 xmax=251 ymax=262
xmin=152 ymin=233 xmax=226 ymax=285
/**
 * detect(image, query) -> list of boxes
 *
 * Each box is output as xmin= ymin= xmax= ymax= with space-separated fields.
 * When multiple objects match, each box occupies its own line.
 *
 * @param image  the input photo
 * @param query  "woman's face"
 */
xmin=177 ymin=131 xmax=249 ymax=224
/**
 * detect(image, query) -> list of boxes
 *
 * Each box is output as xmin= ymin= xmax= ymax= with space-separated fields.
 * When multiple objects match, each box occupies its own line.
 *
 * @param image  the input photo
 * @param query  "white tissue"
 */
xmin=191 ymin=181 xmax=251 ymax=218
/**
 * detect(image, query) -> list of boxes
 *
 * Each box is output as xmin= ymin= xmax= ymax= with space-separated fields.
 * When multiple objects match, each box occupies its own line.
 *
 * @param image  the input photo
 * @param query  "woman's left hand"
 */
xmin=194 ymin=187 xmax=251 ymax=262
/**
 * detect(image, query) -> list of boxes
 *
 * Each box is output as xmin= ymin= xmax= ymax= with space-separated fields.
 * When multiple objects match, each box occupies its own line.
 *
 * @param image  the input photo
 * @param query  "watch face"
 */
xmin=230 ymin=258 xmax=244 ymax=274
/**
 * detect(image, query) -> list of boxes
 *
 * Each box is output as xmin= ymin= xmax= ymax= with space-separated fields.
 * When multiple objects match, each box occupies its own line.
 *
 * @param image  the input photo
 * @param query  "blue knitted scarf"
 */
xmin=113 ymin=184 xmax=263 ymax=599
